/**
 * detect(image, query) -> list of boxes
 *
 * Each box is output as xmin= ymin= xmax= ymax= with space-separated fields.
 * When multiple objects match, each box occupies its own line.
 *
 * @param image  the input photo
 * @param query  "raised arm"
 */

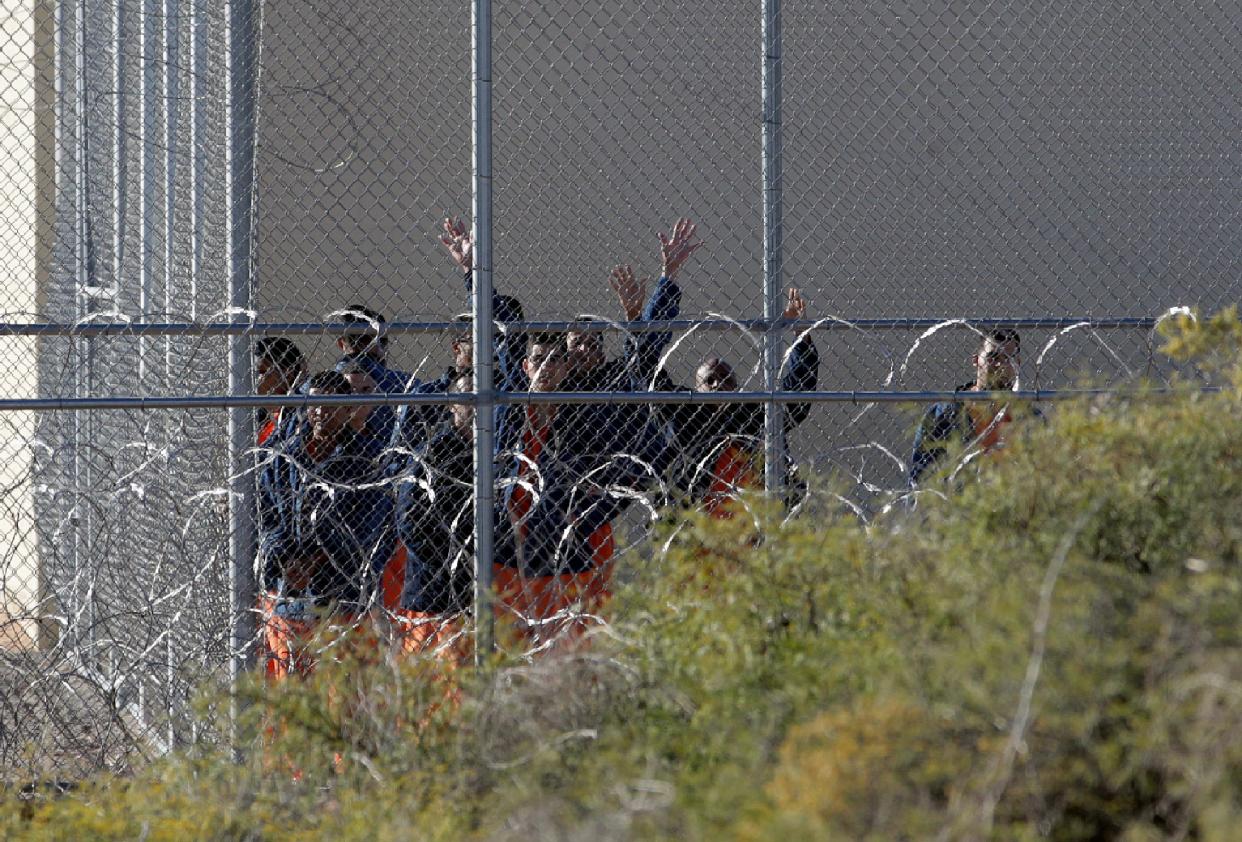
xmin=617 ymin=217 xmax=701 ymax=386
xmin=779 ymin=288 xmax=819 ymax=431
xmin=440 ymin=215 xmax=473 ymax=280
xmin=441 ymin=214 xmax=525 ymax=390
xmin=612 ymin=264 xmax=679 ymax=386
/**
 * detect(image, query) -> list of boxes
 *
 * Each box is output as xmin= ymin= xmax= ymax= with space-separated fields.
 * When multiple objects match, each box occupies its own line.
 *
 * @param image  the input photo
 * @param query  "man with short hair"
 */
xmin=492 ymin=330 xmax=666 ymax=648
xmin=334 ymin=304 xmax=415 ymax=393
xmin=563 ymin=217 xmax=702 ymax=395
xmin=257 ymin=370 xmax=392 ymax=677
xmin=332 ymin=304 xmax=419 ymax=447
xmin=253 ymin=336 xmax=307 ymax=446
xmin=379 ymin=223 xmax=529 ymax=613
xmin=908 ymin=328 xmax=1024 ymax=487
xmin=647 ymin=288 xmax=820 ymax=516
xmin=388 ymin=216 xmax=527 ymax=453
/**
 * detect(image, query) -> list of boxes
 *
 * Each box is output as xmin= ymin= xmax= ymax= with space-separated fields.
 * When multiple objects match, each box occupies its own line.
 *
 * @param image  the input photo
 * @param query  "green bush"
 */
xmin=8 ymin=311 xmax=1242 ymax=840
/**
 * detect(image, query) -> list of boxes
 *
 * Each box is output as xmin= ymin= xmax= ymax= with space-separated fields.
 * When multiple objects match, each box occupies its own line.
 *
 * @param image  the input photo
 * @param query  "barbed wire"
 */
xmin=1 ymin=0 xmax=1240 ymax=788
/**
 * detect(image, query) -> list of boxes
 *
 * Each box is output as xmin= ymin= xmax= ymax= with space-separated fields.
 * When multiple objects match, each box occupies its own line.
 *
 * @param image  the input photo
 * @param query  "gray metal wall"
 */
xmin=257 ymin=1 xmax=1242 ymax=324
xmin=254 ymin=0 xmax=1241 ymax=483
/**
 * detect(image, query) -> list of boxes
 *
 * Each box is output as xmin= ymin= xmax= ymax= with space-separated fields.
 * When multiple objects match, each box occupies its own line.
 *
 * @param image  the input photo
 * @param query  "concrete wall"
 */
xmin=254 ymin=0 xmax=1242 ymax=378
xmin=248 ymin=0 xmax=1241 ymax=494
xmin=0 ymin=0 xmax=52 ymax=649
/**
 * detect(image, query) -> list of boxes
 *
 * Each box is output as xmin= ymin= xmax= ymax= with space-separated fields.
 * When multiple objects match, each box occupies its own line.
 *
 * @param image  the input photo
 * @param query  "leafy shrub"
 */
xmin=8 ymin=311 xmax=1242 ymax=840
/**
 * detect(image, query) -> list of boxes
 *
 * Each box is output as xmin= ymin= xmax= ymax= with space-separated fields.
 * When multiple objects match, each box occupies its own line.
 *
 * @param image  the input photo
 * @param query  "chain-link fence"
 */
xmin=0 ymin=0 xmax=1238 ymax=782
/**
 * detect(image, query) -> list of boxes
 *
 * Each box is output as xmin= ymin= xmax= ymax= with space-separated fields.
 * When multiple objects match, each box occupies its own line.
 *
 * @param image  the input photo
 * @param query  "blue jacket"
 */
xmin=561 ymin=274 xmax=682 ymax=394
xmin=386 ymin=271 xmax=527 ymax=460
xmin=908 ymin=386 xmax=1042 ymax=487
xmin=387 ymin=273 xmax=528 ymax=604
xmin=635 ymin=274 xmax=682 ymax=387
xmin=657 ymin=335 xmax=819 ymax=501
xmin=395 ymin=425 xmax=476 ymax=613
xmin=257 ymin=426 xmax=392 ymax=609
xmin=384 ymin=371 xmax=458 ymax=461
xmin=631 ymin=274 xmax=819 ymax=499
xmin=254 ymin=391 xmax=309 ymax=591
xmin=335 ymin=353 xmax=422 ymax=448
xmin=495 ymin=400 xmax=668 ymax=576
xmin=908 ymin=384 xmax=975 ymax=487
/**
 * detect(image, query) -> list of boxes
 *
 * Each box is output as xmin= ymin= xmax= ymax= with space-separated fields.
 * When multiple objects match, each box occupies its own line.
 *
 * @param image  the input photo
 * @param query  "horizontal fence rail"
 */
xmin=0 ymin=387 xmax=1220 ymax=412
xmin=0 ymin=316 xmax=1172 ymax=337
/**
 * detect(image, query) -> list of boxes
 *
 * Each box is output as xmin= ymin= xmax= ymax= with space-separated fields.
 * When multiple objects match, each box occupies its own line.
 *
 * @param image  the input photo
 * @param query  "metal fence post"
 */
xmin=472 ymin=0 xmax=496 ymax=661
xmin=226 ymin=0 xmax=259 ymax=713
xmin=762 ymin=0 xmax=784 ymax=496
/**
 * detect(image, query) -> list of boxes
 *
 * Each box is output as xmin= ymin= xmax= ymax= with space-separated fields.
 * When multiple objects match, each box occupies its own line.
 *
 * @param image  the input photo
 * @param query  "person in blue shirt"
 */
xmin=334 ymin=304 xmax=415 ymax=392
xmin=331 ymin=304 xmax=416 ymax=449
xmin=562 ymin=217 xmax=702 ymax=396
xmin=383 ymin=216 xmax=528 ymax=458
xmin=257 ymin=370 xmax=392 ymax=676
xmin=377 ymin=218 xmax=530 ymax=615
xmin=643 ymin=288 xmax=819 ymax=513
xmin=908 ymin=328 xmax=1027 ymax=488
xmin=491 ymin=331 xmax=669 ymax=649
xmin=392 ymin=368 xmax=478 ymax=658
xmin=253 ymin=336 xmax=308 ymax=447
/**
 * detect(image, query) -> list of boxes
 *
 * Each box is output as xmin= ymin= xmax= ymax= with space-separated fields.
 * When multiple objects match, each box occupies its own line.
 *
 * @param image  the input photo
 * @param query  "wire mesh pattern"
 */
xmin=0 ymin=0 xmax=1239 ymax=782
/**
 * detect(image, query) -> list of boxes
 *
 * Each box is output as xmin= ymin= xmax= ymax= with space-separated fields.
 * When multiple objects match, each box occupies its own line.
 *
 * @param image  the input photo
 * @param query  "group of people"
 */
xmin=252 ymin=216 xmax=820 ymax=673
xmin=253 ymin=214 xmax=1026 ymax=676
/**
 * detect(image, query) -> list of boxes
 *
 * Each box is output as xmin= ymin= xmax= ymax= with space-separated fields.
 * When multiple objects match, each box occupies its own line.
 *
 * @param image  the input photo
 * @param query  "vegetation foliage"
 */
xmin=7 ymin=311 xmax=1242 ymax=840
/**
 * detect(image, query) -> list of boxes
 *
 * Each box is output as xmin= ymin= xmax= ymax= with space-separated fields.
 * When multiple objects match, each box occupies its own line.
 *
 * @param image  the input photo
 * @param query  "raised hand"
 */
xmin=658 ymin=217 xmax=704 ymax=280
xmin=609 ymin=264 xmax=648 ymax=321
xmin=782 ymin=287 xmax=807 ymax=321
xmin=440 ymin=215 xmax=473 ymax=273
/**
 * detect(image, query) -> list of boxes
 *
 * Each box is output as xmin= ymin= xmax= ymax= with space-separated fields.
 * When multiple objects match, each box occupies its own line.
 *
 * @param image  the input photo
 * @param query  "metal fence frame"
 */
xmin=17 ymin=0 xmax=1209 ymax=668
xmin=2 ymin=0 xmax=1236 ymax=771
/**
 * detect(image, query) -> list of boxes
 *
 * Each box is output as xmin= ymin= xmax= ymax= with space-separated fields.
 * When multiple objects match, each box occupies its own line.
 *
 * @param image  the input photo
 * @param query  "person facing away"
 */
xmin=253 ymin=336 xmax=308 ymax=447
xmin=644 ymin=287 xmax=820 ymax=515
xmin=491 ymin=330 xmax=667 ymax=647
xmin=392 ymin=368 xmax=477 ymax=657
xmin=908 ymin=327 xmax=1025 ymax=487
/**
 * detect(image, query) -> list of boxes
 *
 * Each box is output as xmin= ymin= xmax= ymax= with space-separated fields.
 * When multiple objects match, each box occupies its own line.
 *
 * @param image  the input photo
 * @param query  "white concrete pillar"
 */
xmin=0 ymin=0 xmax=52 ymax=650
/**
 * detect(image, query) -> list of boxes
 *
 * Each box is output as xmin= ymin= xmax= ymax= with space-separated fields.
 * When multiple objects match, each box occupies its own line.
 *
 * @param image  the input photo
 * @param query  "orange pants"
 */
xmin=703 ymin=443 xmax=759 ymax=519
xmin=491 ymin=561 xmax=613 ymax=651
xmin=260 ymin=594 xmax=319 ymax=680
xmin=393 ymin=610 xmax=471 ymax=664
xmin=380 ymin=543 xmax=407 ymax=612
xmin=259 ymin=595 xmax=371 ymax=680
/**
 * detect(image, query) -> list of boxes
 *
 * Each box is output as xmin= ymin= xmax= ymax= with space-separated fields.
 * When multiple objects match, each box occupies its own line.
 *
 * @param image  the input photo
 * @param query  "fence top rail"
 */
xmin=0 ymin=316 xmax=1167 ymax=337
xmin=2 ymin=386 xmax=1219 ymax=412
